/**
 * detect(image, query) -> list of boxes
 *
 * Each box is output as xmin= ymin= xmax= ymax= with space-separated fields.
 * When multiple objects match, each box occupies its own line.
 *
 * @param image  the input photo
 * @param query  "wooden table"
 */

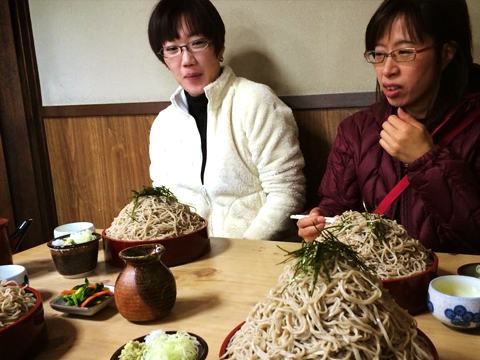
xmin=13 ymin=237 xmax=480 ymax=360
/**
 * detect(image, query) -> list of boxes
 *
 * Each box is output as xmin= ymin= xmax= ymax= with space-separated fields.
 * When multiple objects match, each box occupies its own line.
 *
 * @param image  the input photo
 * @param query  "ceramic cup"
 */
xmin=428 ymin=275 xmax=480 ymax=329
xmin=0 ymin=264 xmax=29 ymax=286
xmin=54 ymin=222 xmax=95 ymax=239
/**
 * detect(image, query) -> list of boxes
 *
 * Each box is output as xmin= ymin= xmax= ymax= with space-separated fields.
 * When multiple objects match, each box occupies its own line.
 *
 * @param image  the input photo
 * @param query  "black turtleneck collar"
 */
xmin=185 ymin=91 xmax=208 ymax=184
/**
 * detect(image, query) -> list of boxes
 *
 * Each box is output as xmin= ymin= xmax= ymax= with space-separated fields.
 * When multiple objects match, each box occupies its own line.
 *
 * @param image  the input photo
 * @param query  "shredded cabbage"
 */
xmin=143 ymin=330 xmax=199 ymax=360
xmin=54 ymin=230 xmax=95 ymax=247
xmin=66 ymin=229 xmax=94 ymax=244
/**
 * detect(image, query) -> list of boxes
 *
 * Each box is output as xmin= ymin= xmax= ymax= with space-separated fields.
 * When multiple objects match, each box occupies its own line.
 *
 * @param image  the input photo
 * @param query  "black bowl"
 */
xmin=47 ymin=232 xmax=101 ymax=278
xmin=110 ymin=331 xmax=208 ymax=360
xmin=457 ymin=262 xmax=480 ymax=278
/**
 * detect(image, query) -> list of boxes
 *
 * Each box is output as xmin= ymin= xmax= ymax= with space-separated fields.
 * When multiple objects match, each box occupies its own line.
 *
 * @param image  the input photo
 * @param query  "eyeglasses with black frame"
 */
xmin=159 ymin=38 xmax=212 ymax=58
xmin=364 ymin=44 xmax=438 ymax=64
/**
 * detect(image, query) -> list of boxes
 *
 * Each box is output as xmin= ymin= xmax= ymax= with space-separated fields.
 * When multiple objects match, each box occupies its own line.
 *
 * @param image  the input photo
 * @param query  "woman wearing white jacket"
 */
xmin=148 ymin=0 xmax=305 ymax=240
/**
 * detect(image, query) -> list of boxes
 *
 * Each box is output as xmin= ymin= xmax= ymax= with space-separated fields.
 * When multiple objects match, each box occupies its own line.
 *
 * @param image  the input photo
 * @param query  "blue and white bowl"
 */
xmin=428 ymin=275 xmax=480 ymax=329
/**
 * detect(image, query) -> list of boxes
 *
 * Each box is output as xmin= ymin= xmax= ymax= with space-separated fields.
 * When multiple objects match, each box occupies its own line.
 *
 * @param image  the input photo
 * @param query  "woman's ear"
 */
xmin=441 ymin=41 xmax=457 ymax=70
xmin=218 ymin=46 xmax=225 ymax=61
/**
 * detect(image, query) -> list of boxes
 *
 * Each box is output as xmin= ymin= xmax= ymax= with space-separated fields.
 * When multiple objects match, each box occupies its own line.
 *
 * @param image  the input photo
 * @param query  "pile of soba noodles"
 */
xmin=222 ymin=240 xmax=434 ymax=359
xmin=0 ymin=280 xmax=36 ymax=328
xmin=105 ymin=186 xmax=204 ymax=240
xmin=324 ymin=210 xmax=432 ymax=279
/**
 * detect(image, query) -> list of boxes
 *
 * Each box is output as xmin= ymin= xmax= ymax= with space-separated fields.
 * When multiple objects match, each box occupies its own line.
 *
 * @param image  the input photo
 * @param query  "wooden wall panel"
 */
xmin=294 ymin=108 xmax=363 ymax=210
xmin=44 ymin=115 xmax=155 ymax=229
xmin=44 ymin=108 xmax=365 ymax=230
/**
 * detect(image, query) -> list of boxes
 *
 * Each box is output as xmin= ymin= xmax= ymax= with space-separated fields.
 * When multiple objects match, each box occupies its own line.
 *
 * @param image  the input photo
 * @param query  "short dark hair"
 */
xmin=148 ymin=0 xmax=225 ymax=65
xmin=365 ymin=0 xmax=473 ymax=129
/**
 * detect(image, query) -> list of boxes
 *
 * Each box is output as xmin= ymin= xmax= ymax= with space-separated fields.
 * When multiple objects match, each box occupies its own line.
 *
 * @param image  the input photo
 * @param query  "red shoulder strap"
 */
xmin=374 ymin=106 xmax=480 ymax=215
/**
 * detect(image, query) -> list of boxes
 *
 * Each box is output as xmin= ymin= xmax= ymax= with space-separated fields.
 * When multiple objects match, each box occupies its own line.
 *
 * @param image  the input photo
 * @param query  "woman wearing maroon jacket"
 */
xmin=298 ymin=0 xmax=480 ymax=254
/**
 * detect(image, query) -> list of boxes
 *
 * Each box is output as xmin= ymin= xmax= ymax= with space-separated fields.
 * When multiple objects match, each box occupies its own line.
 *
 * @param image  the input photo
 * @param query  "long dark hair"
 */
xmin=365 ymin=0 xmax=473 ymax=129
xmin=148 ymin=0 xmax=225 ymax=65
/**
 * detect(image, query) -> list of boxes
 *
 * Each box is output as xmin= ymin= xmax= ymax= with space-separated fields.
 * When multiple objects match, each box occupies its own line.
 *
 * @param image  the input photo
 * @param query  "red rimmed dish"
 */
xmin=110 ymin=331 xmax=208 ymax=360
xmin=0 ymin=286 xmax=48 ymax=360
xmin=102 ymin=220 xmax=209 ymax=268
xmin=382 ymin=252 xmax=438 ymax=314
xmin=219 ymin=322 xmax=438 ymax=359
xmin=219 ymin=321 xmax=245 ymax=356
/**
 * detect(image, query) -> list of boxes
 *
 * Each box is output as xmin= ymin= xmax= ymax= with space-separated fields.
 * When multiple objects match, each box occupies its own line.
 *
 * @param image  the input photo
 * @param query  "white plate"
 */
xmin=50 ymin=285 xmax=115 ymax=316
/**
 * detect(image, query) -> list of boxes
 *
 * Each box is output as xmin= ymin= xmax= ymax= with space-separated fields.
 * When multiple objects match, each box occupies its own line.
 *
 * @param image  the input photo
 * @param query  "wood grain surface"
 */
xmin=43 ymin=109 xmax=363 ymax=230
xmin=44 ymin=115 xmax=154 ymax=229
xmin=13 ymin=237 xmax=480 ymax=360
xmin=295 ymin=108 xmax=362 ymax=210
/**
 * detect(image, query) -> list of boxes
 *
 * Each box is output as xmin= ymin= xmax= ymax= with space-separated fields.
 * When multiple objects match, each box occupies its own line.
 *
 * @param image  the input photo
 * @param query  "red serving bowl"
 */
xmin=219 ymin=322 xmax=438 ymax=359
xmin=102 ymin=220 xmax=210 ymax=268
xmin=0 ymin=286 xmax=48 ymax=360
xmin=381 ymin=252 xmax=438 ymax=314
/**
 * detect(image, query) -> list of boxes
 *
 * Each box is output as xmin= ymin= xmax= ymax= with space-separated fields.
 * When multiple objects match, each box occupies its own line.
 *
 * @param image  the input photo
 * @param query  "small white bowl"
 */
xmin=428 ymin=275 xmax=480 ymax=329
xmin=0 ymin=264 xmax=29 ymax=286
xmin=54 ymin=222 xmax=95 ymax=239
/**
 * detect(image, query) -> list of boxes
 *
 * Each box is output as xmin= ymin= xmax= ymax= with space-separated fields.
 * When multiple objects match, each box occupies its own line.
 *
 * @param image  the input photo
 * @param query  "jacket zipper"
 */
xmin=400 ymin=163 xmax=410 ymax=236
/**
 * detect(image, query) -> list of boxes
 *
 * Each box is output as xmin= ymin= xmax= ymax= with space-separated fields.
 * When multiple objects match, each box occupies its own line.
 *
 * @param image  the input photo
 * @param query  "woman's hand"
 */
xmin=297 ymin=207 xmax=330 ymax=242
xmin=379 ymin=107 xmax=434 ymax=164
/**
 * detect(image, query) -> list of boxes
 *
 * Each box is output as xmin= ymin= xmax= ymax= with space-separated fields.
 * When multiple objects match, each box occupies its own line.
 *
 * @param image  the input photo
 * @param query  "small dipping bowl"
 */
xmin=0 ymin=264 xmax=29 ymax=286
xmin=47 ymin=232 xmax=101 ymax=278
xmin=457 ymin=263 xmax=480 ymax=279
xmin=428 ymin=275 xmax=480 ymax=329
xmin=54 ymin=222 xmax=95 ymax=239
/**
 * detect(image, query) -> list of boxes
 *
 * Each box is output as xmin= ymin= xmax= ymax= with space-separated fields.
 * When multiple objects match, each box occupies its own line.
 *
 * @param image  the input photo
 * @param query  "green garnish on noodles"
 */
xmin=130 ymin=185 xmax=177 ymax=218
xmin=279 ymin=231 xmax=372 ymax=294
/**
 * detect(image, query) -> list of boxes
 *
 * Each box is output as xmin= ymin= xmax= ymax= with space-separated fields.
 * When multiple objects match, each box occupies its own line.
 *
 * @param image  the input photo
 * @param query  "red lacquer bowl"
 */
xmin=102 ymin=220 xmax=210 ymax=268
xmin=219 ymin=322 xmax=438 ymax=359
xmin=0 ymin=286 xmax=48 ymax=360
xmin=382 ymin=252 xmax=438 ymax=314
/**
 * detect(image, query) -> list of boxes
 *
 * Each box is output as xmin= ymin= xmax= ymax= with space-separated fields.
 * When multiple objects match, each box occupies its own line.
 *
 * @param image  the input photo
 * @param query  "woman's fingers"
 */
xmin=297 ymin=214 xmax=327 ymax=242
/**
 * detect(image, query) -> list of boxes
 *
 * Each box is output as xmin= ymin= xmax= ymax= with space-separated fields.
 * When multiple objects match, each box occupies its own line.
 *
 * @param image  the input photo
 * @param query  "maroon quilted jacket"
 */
xmin=318 ymin=83 xmax=480 ymax=255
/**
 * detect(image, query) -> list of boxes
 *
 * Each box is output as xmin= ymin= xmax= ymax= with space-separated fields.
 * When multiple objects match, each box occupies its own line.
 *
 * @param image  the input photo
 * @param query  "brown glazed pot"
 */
xmin=114 ymin=244 xmax=177 ymax=322
xmin=47 ymin=233 xmax=101 ymax=278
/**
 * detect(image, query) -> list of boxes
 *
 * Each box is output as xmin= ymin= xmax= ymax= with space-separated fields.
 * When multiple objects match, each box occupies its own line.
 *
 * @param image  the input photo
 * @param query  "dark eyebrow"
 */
xmin=376 ymin=39 xmax=417 ymax=49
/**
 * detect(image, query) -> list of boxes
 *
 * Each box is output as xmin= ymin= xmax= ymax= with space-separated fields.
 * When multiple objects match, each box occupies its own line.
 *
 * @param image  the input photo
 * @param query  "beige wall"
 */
xmin=29 ymin=0 xmax=480 ymax=106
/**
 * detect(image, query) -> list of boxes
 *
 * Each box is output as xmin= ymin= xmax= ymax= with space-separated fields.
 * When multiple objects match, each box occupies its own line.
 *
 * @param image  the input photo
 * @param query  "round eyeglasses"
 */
xmin=364 ymin=44 xmax=438 ymax=64
xmin=159 ymin=38 xmax=212 ymax=59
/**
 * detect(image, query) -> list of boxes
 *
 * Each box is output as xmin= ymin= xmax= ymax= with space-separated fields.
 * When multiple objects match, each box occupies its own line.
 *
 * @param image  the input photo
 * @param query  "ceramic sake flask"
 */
xmin=114 ymin=244 xmax=177 ymax=322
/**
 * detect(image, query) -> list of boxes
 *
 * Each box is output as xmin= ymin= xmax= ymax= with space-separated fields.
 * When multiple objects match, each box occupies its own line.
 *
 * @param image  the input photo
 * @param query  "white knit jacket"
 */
xmin=149 ymin=66 xmax=305 ymax=240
